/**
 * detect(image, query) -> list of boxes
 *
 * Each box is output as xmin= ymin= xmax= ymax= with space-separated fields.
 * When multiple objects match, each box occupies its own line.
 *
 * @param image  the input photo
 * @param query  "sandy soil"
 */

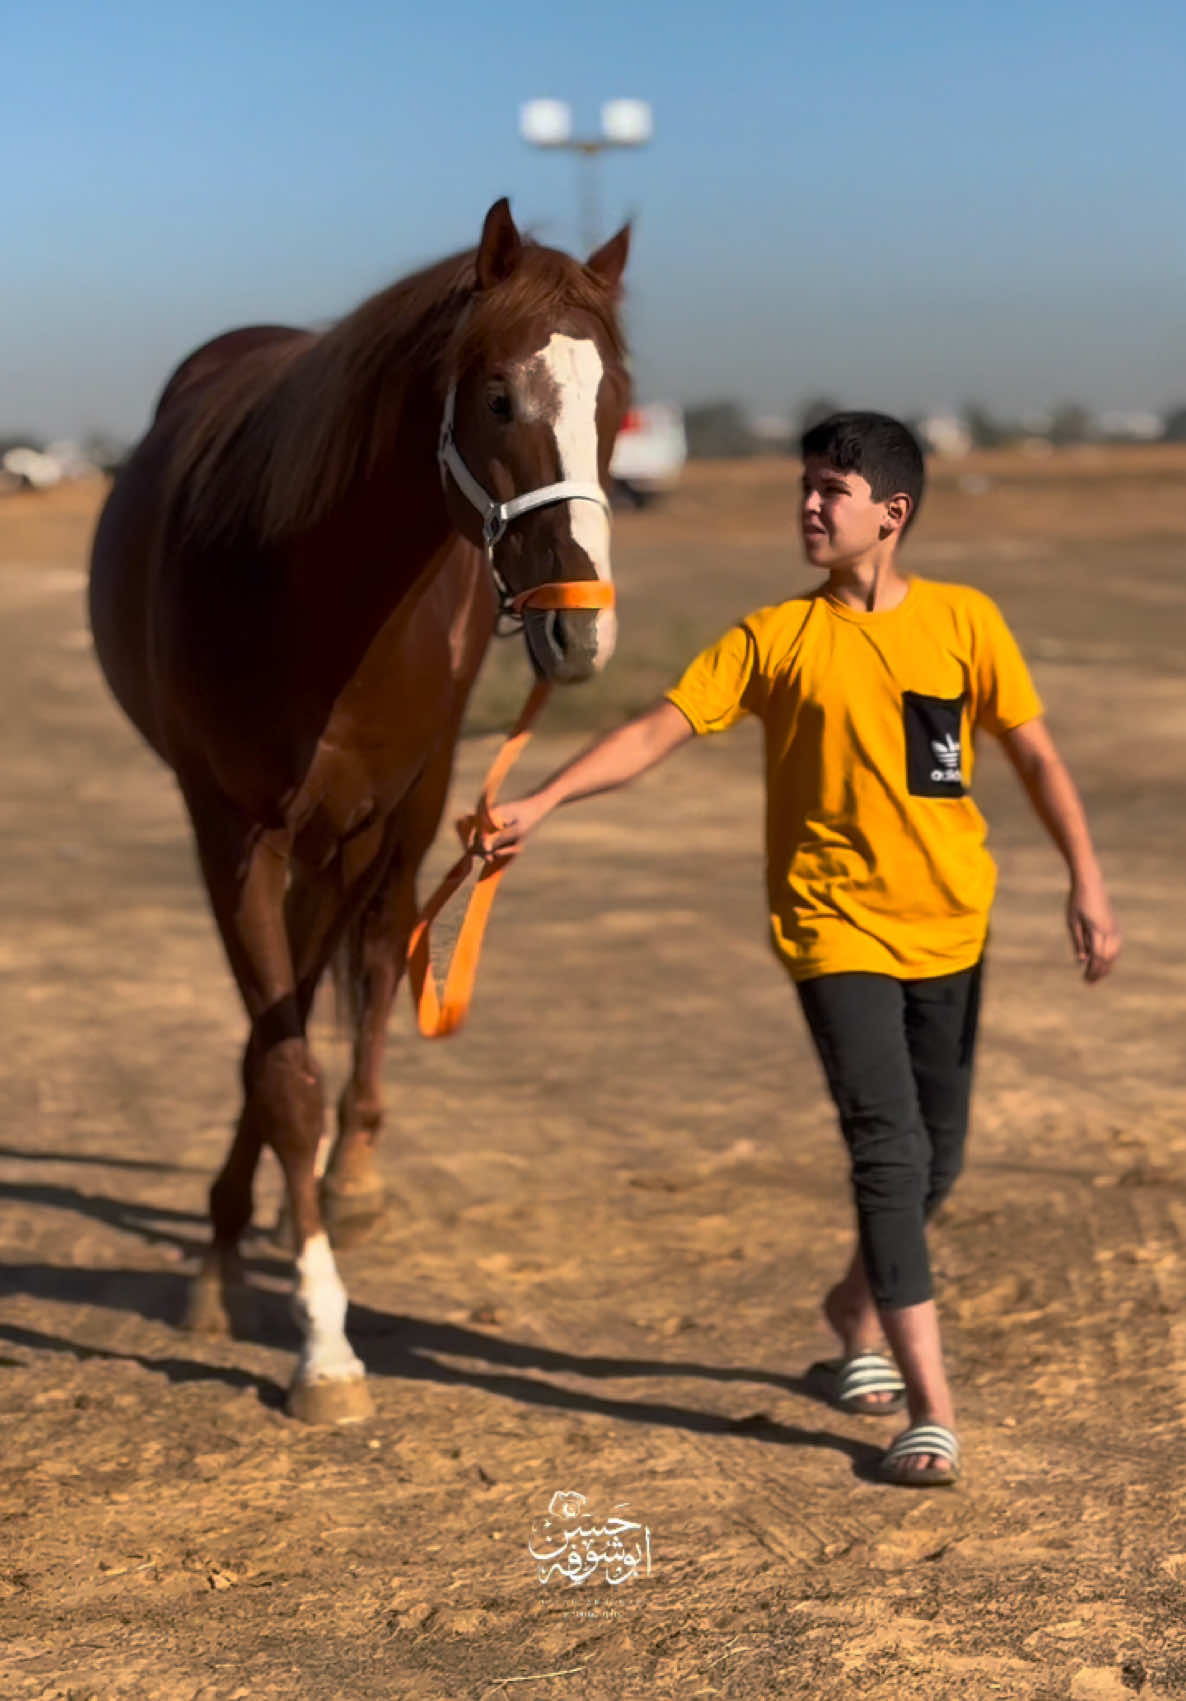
xmin=1 ymin=457 xmax=1185 ymax=1700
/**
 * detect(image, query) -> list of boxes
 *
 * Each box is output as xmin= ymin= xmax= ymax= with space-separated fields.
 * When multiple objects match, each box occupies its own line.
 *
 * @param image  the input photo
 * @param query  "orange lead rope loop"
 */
xmin=407 ymin=576 xmax=612 ymax=1039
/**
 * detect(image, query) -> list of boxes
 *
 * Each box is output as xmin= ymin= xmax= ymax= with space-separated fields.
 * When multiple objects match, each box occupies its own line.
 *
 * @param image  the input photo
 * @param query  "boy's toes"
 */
xmin=899 ymin=1451 xmax=952 ymax=1479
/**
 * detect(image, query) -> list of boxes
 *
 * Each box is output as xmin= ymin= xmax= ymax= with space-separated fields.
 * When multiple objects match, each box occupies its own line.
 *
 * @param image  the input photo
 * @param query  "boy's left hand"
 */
xmin=1066 ymin=875 xmax=1121 ymax=982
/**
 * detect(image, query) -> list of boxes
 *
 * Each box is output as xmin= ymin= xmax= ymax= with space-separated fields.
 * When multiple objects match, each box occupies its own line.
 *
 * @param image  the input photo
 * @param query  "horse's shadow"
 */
xmin=0 ymin=1144 xmax=208 ymax=1173
xmin=0 ymin=1152 xmax=879 ymax=1474
xmin=0 ymin=1281 xmax=876 ymax=1472
xmin=0 ymin=1173 xmax=288 ymax=1275
xmin=0 ymin=1319 xmax=272 ymax=1399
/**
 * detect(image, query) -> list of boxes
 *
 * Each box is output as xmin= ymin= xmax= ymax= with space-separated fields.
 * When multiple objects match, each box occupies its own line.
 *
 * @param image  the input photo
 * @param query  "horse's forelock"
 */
xmin=445 ymin=244 xmax=626 ymax=379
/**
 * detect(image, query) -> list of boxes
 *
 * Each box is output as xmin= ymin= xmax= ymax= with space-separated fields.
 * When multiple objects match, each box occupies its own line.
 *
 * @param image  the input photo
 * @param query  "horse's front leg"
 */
xmin=324 ymin=760 xmax=453 ymax=1246
xmin=324 ymin=853 xmax=418 ymax=1246
xmin=184 ymin=788 xmax=371 ymax=1423
xmin=247 ymin=1030 xmax=371 ymax=1422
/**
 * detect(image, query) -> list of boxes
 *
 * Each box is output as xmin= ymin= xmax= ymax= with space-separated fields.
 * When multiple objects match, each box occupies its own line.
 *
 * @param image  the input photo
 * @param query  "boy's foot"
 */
xmin=879 ymin=1421 xmax=960 ymax=1486
xmin=833 ymin=1350 xmax=906 ymax=1416
xmin=822 ymin=1283 xmax=902 ymax=1412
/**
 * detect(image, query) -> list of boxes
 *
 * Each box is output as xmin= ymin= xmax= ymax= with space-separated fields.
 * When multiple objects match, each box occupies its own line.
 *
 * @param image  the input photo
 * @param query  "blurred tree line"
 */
xmin=4 ymin=403 xmax=1185 ymax=476
xmin=683 ymin=398 xmax=1186 ymax=458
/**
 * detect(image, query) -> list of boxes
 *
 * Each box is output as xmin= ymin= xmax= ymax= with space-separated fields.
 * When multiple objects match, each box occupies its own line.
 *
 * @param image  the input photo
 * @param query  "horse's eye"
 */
xmin=487 ymin=389 xmax=512 ymax=422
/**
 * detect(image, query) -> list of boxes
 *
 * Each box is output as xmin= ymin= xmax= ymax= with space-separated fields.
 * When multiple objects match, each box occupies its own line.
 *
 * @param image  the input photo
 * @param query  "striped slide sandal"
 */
xmin=879 ymin=1423 xmax=961 ymax=1487
xmin=833 ymin=1351 xmax=907 ymax=1416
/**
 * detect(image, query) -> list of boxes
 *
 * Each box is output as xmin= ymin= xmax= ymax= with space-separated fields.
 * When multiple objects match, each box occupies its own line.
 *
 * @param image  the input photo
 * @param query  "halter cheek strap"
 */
xmin=407 ymin=384 xmax=617 ymax=1039
xmin=437 ymin=383 xmax=611 ymax=555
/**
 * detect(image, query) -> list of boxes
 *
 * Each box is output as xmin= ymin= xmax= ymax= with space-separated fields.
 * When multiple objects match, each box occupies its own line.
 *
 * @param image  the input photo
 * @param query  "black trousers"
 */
xmin=795 ymin=961 xmax=983 ymax=1310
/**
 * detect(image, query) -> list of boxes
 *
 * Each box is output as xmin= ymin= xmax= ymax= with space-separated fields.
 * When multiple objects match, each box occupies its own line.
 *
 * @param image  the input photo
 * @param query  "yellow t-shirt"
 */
xmin=666 ymin=578 xmax=1043 ymax=982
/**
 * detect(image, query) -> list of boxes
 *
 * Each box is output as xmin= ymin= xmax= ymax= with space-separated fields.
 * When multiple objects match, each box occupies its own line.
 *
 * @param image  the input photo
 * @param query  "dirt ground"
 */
xmin=1 ymin=453 xmax=1185 ymax=1700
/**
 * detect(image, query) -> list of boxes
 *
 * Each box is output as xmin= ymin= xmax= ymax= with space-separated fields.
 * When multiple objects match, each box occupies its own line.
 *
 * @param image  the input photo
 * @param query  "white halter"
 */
xmin=437 ymin=383 xmax=610 ymax=553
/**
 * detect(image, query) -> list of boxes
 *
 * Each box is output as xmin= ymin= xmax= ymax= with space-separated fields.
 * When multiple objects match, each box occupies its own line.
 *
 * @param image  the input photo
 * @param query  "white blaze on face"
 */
xmin=517 ymin=332 xmax=616 ymax=664
xmin=538 ymin=332 xmax=610 ymax=575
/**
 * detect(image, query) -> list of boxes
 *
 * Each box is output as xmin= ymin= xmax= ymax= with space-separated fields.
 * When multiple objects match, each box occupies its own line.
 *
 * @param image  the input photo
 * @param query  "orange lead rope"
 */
xmin=406 ymin=578 xmax=615 ymax=1039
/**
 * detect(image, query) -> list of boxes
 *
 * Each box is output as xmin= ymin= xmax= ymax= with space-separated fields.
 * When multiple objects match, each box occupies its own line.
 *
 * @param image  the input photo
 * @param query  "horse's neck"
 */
xmin=294 ymin=385 xmax=454 ymax=600
xmin=278 ymin=394 xmax=487 ymax=689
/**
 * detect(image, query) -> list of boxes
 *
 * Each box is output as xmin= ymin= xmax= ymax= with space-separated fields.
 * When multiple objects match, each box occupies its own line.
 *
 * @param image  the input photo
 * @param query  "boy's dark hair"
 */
xmin=800 ymin=411 xmax=925 ymax=533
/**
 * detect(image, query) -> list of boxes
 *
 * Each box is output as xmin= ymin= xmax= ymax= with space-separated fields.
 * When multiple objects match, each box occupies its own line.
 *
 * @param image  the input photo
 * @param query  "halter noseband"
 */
xmin=437 ymin=383 xmax=615 ymax=623
xmin=411 ymin=382 xmax=616 ymax=1039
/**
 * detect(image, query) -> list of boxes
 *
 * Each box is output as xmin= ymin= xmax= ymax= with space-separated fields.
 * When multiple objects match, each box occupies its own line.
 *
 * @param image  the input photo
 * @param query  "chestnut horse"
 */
xmin=88 ymin=199 xmax=630 ymax=1422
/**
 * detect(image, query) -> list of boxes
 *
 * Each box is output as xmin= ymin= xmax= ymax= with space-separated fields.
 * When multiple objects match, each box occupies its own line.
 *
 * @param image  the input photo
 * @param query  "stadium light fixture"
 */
xmin=519 ymin=98 xmax=653 ymax=251
xmin=600 ymin=99 xmax=653 ymax=146
xmin=518 ymin=99 xmax=573 ymax=148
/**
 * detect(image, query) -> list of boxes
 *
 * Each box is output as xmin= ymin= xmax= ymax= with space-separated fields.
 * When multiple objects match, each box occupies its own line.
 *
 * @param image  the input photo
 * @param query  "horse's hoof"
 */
xmin=183 ymin=1275 xmax=258 ymax=1340
xmin=183 ymin=1246 xmax=256 ymax=1339
xmin=286 ymin=1375 xmax=374 ymax=1425
xmin=320 ymin=1181 xmax=387 ymax=1249
xmin=183 ymin=1277 xmax=232 ymax=1338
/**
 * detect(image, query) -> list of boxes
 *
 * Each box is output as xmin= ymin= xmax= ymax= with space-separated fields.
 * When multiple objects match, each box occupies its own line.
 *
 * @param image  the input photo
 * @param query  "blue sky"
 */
xmin=4 ymin=0 xmax=1184 ymax=438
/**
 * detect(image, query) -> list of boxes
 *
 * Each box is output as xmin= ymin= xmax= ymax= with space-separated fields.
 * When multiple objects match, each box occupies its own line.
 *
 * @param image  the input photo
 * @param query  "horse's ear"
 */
xmin=586 ymin=223 xmax=631 ymax=290
xmin=475 ymin=198 xmax=523 ymax=290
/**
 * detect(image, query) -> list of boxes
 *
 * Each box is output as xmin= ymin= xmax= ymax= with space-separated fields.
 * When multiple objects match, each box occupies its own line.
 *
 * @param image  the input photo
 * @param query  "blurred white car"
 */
xmin=610 ymin=403 xmax=687 ymax=507
xmin=2 ymin=446 xmax=65 ymax=490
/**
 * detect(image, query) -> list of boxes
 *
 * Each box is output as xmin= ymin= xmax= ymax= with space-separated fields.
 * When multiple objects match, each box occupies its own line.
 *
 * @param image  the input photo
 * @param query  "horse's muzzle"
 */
xmin=525 ymin=603 xmax=617 ymax=683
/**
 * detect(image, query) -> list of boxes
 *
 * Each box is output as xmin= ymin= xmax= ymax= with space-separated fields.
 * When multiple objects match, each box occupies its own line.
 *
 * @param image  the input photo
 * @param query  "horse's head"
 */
xmin=439 ymin=199 xmax=630 ymax=684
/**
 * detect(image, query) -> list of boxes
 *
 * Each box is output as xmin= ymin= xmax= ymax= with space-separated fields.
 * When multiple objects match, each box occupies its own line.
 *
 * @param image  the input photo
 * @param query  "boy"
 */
xmin=478 ymin=412 xmax=1120 ymax=1486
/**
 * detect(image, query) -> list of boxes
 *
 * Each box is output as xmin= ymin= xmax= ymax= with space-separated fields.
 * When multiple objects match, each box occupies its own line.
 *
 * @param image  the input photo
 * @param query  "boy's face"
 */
xmin=800 ymin=457 xmax=904 ymax=570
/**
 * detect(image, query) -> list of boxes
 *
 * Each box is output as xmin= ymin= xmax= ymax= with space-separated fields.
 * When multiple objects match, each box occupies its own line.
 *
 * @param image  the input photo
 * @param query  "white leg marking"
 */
xmin=292 ymin=1231 xmax=364 ymax=1384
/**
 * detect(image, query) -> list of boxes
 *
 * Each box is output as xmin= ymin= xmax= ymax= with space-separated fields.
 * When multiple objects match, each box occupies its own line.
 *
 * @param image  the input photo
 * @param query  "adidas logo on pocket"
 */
xmin=929 ymin=733 xmax=962 ymax=783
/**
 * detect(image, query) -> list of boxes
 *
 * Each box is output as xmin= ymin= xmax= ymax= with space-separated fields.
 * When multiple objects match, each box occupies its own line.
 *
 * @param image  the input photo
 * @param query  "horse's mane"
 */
xmin=168 ymin=241 xmax=626 ymax=547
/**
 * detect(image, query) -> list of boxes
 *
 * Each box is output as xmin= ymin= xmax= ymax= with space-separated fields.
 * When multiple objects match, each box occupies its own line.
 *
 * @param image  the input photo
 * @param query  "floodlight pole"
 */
xmin=574 ymin=139 xmax=609 ymax=255
xmin=520 ymin=102 xmax=652 ymax=254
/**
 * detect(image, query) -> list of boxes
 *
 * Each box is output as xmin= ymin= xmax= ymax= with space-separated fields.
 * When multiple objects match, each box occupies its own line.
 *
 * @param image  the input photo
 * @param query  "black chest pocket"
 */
xmin=903 ymin=691 xmax=967 ymax=797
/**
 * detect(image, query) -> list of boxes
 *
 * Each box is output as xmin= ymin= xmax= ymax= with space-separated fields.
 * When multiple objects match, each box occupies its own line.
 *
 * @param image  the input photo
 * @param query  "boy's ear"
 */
xmin=881 ymin=493 xmax=912 ymax=537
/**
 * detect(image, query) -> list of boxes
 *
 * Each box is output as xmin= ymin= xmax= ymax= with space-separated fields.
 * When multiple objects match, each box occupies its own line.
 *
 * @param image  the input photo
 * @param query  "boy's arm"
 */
xmin=476 ymin=699 xmax=695 ymax=859
xmin=998 ymin=717 xmax=1121 ymax=982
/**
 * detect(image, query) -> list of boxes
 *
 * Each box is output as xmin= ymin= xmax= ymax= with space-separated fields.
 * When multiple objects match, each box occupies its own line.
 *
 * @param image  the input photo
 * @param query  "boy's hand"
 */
xmin=1066 ymin=875 xmax=1121 ymax=982
xmin=475 ymin=794 xmax=549 ymax=861
xmin=469 ymin=701 xmax=694 ymax=865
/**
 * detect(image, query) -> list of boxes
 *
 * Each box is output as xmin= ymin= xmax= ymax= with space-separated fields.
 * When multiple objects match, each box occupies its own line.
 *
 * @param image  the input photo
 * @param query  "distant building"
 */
xmin=748 ymin=413 xmax=793 ymax=451
xmin=1097 ymin=410 xmax=1163 ymax=442
xmin=916 ymin=412 xmax=972 ymax=457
